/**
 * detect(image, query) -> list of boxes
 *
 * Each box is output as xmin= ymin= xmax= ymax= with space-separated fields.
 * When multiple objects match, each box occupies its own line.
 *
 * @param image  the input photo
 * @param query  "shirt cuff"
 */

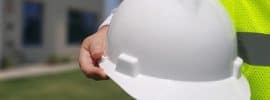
xmin=98 ymin=14 xmax=113 ymax=30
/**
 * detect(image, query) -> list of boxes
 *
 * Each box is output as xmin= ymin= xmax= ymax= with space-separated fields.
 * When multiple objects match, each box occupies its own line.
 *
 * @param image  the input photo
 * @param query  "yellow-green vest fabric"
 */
xmin=221 ymin=0 xmax=270 ymax=100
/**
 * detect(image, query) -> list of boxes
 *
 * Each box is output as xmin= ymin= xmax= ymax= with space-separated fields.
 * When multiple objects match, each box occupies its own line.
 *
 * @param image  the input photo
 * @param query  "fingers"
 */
xmin=86 ymin=67 xmax=108 ymax=80
xmin=79 ymin=28 xmax=109 ymax=80
xmin=79 ymin=47 xmax=108 ymax=80
xmin=79 ymin=26 xmax=109 ymax=80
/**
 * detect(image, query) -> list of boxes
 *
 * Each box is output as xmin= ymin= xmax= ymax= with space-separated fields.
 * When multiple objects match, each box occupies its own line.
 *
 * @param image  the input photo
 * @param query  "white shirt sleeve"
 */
xmin=98 ymin=13 xmax=113 ymax=29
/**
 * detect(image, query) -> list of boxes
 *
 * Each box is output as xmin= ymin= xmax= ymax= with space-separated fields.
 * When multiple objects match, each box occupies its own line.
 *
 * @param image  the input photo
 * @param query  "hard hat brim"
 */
xmin=100 ymin=59 xmax=251 ymax=100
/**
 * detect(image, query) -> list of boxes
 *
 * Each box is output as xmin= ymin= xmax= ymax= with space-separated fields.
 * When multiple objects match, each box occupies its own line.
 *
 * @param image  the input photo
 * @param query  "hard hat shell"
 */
xmin=100 ymin=0 xmax=251 ymax=99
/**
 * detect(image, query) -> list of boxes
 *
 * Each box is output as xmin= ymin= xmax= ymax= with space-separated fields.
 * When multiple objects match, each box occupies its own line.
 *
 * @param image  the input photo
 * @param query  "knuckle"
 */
xmin=82 ymin=37 xmax=91 ymax=44
xmin=92 ymin=49 xmax=103 ymax=56
xmin=91 ymin=49 xmax=104 ymax=59
xmin=82 ymin=35 xmax=94 ymax=45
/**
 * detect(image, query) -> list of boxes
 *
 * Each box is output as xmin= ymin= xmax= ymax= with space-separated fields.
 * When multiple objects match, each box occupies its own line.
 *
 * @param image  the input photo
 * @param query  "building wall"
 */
xmin=0 ymin=0 xmax=3 ymax=66
xmin=3 ymin=0 xmax=104 ymax=62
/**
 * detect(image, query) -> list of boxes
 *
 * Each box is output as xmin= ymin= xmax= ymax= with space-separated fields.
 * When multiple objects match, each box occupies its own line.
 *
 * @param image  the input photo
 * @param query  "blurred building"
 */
xmin=0 ymin=0 xmax=121 ymax=67
xmin=0 ymin=0 xmax=3 ymax=67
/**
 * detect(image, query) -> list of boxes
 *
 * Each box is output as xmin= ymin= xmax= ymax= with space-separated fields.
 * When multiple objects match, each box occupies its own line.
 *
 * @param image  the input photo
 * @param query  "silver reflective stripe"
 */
xmin=238 ymin=32 xmax=270 ymax=66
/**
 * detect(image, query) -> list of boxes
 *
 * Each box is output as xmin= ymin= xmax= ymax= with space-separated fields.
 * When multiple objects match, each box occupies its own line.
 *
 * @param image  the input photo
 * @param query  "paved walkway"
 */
xmin=0 ymin=62 xmax=79 ymax=81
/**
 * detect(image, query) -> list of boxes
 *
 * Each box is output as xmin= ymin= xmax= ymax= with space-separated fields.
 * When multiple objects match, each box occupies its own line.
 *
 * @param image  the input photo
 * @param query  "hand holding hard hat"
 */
xmin=80 ymin=0 xmax=251 ymax=99
xmin=79 ymin=26 xmax=109 ymax=80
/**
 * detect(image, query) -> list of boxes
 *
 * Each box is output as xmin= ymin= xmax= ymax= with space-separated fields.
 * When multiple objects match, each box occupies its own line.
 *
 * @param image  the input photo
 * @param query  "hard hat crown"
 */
xmin=100 ymin=0 xmax=250 ymax=99
xmin=107 ymin=0 xmax=239 ymax=81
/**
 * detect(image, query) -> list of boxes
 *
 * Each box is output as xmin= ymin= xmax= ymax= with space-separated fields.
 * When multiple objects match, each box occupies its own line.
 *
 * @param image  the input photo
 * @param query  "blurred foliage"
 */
xmin=62 ymin=56 xmax=72 ymax=63
xmin=1 ymin=56 xmax=15 ymax=69
xmin=0 ymin=49 xmax=26 ymax=69
xmin=46 ymin=54 xmax=72 ymax=65
xmin=0 ymin=70 xmax=133 ymax=100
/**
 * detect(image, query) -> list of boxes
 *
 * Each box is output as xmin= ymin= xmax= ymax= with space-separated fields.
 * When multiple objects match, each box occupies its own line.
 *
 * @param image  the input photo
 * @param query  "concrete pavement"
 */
xmin=0 ymin=62 xmax=79 ymax=81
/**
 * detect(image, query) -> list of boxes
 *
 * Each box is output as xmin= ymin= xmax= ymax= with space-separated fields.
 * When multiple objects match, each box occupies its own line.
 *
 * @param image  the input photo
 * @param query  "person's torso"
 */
xmin=221 ymin=0 xmax=270 ymax=100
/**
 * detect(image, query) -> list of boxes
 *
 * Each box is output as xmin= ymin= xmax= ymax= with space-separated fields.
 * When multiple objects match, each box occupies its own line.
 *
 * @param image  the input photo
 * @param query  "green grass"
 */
xmin=0 ymin=70 xmax=133 ymax=100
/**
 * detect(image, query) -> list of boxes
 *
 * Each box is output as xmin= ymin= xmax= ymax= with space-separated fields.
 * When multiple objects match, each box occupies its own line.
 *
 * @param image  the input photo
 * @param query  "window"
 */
xmin=22 ymin=2 xmax=43 ymax=46
xmin=68 ymin=9 xmax=98 ymax=44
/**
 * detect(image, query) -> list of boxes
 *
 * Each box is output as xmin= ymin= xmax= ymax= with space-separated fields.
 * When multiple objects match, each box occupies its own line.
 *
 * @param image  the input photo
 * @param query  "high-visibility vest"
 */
xmin=221 ymin=0 xmax=270 ymax=100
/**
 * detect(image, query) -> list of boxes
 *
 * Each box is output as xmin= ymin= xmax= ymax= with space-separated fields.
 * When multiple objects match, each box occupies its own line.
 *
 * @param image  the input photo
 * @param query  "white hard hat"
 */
xmin=100 ymin=0 xmax=251 ymax=99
